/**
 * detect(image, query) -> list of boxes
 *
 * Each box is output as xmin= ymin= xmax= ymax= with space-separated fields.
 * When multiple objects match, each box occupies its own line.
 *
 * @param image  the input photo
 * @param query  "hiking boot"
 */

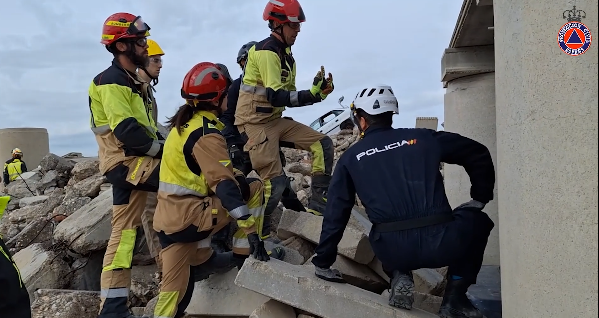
xmin=438 ymin=277 xmax=486 ymax=318
xmin=192 ymin=251 xmax=238 ymax=282
xmin=307 ymin=174 xmax=331 ymax=216
xmin=388 ymin=270 xmax=414 ymax=310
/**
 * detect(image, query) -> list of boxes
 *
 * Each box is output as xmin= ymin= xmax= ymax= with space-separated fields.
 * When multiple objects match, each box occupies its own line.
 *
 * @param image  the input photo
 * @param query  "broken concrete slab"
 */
xmin=277 ymin=210 xmax=374 ymax=264
xmin=53 ymin=188 xmax=113 ymax=254
xmin=368 ymin=257 xmax=390 ymax=282
xmin=414 ymin=268 xmax=446 ymax=296
xmin=250 ymin=299 xmax=296 ymax=318
xmin=306 ymin=254 xmax=388 ymax=293
xmin=235 ymin=258 xmax=438 ymax=318
xmin=12 ymin=243 xmax=70 ymax=300
xmin=31 ymin=289 xmax=100 ymax=318
xmin=185 ymin=267 xmax=270 ymax=316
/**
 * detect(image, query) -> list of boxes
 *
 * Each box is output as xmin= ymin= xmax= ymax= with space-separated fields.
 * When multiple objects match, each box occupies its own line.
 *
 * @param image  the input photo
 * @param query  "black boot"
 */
xmin=192 ymin=251 xmax=238 ymax=281
xmin=281 ymin=178 xmax=306 ymax=212
xmin=438 ymin=278 xmax=486 ymax=318
xmin=210 ymin=225 xmax=231 ymax=253
xmin=307 ymin=174 xmax=331 ymax=216
xmin=388 ymin=270 xmax=414 ymax=310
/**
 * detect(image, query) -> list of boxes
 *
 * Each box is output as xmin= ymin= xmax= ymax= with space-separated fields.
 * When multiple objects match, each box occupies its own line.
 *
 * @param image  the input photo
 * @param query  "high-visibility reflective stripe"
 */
xmin=240 ymin=83 xmax=267 ymax=96
xmin=154 ymin=291 xmax=179 ymax=318
xmin=102 ymin=228 xmax=136 ymax=272
xmin=101 ymin=287 xmax=129 ymax=298
xmin=158 ymin=182 xmax=206 ymax=197
xmin=146 ymin=141 xmax=161 ymax=157
xmin=0 ymin=245 xmax=23 ymax=287
xmin=289 ymin=91 xmax=299 ymax=106
xmin=91 ymin=125 xmax=111 ymax=134
xmin=229 ymin=205 xmax=250 ymax=219
xmin=197 ymin=237 xmax=211 ymax=248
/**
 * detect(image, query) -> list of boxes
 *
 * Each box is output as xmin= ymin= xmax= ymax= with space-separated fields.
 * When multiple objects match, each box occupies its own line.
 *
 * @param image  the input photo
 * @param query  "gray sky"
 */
xmin=0 ymin=0 xmax=462 ymax=157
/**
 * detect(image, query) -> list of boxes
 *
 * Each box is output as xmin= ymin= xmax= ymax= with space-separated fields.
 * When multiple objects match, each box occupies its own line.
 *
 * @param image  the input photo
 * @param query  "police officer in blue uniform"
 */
xmin=311 ymin=85 xmax=495 ymax=318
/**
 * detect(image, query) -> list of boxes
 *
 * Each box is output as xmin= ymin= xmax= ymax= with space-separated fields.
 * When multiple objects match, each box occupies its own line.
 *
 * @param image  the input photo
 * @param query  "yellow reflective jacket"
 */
xmin=3 ymin=158 xmax=27 ymax=184
xmin=155 ymin=111 xmax=249 ymax=234
xmin=234 ymin=35 xmax=321 ymax=125
xmin=88 ymin=59 xmax=163 ymax=175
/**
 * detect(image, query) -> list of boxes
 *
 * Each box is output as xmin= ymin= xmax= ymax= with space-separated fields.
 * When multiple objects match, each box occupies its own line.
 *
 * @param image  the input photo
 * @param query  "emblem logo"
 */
xmin=558 ymin=5 xmax=592 ymax=56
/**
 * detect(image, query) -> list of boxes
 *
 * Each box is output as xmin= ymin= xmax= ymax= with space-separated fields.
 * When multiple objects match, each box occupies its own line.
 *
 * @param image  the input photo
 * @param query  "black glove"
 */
xmin=247 ymin=233 xmax=270 ymax=261
xmin=229 ymin=144 xmax=244 ymax=165
xmin=315 ymin=266 xmax=346 ymax=283
xmin=456 ymin=199 xmax=485 ymax=210
xmin=235 ymin=175 xmax=251 ymax=202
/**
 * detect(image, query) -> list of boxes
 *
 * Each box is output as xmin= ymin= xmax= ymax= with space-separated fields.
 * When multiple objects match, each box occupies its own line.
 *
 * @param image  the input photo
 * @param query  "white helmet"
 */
xmin=350 ymin=84 xmax=399 ymax=115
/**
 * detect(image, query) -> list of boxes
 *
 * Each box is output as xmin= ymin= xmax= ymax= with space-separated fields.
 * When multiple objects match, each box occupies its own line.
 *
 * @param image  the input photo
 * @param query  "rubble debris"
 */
xmin=306 ymin=254 xmax=388 ymax=293
xmin=31 ymin=289 xmax=99 ymax=318
xmin=53 ymin=188 xmax=113 ymax=254
xmin=277 ymin=209 xmax=374 ymax=264
xmin=12 ymin=243 xmax=70 ymax=300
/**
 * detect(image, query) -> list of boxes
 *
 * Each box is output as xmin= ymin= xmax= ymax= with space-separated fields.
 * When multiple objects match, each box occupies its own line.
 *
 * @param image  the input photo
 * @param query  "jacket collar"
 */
xmin=112 ymin=58 xmax=143 ymax=85
xmin=197 ymin=111 xmax=225 ymax=131
xmin=363 ymin=125 xmax=393 ymax=138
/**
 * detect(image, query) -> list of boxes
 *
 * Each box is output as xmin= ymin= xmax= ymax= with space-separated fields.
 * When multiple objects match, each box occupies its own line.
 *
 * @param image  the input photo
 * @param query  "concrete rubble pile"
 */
xmin=1 ymin=128 xmax=447 ymax=318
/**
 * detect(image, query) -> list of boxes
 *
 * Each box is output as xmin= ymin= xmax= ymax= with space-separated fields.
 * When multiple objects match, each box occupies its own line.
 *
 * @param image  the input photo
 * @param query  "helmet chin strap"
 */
xmin=350 ymin=105 xmax=365 ymax=139
xmin=270 ymin=22 xmax=289 ymax=46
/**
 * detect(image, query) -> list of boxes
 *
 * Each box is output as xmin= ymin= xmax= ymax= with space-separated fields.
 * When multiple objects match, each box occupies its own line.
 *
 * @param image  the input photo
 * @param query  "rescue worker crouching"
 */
xmin=311 ymin=85 xmax=495 ymax=318
xmin=90 ymin=12 xmax=163 ymax=318
xmin=0 ymin=195 xmax=31 ymax=318
xmin=235 ymin=0 xmax=335 ymax=230
xmin=133 ymin=38 xmax=165 ymax=273
xmin=152 ymin=62 xmax=280 ymax=318
xmin=3 ymin=148 xmax=27 ymax=187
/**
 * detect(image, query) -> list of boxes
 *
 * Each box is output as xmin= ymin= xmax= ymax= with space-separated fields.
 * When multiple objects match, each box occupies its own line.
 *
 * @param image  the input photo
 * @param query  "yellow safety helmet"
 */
xmin=11 ymin=148 xmax=22 ymax=156
xmin=147 ymin=39 xmax=164 ymax=57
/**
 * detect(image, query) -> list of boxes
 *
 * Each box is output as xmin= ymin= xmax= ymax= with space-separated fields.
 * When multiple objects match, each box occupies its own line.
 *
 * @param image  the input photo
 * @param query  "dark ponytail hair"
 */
xmin=167 ymin=101 xmax=214 ymax=134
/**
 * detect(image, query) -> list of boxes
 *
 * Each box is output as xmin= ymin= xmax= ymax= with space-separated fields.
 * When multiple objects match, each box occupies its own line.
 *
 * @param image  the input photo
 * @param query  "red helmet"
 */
xmin=101 ymin=12 xmax=151 ymax=46
xmin=181 ymin=62 xmax=229 ymax=103
xmin=263 ymin=0 xmax=306 ymax=24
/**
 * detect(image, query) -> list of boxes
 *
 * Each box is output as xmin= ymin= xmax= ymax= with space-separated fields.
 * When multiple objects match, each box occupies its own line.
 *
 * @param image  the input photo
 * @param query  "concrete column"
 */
xmin=0 ymin=128 xmax=50 ymax=169
xmin=494 ymin=1 xmax=598 ymax=317
xmin=442 ymin=46 xmax=499 ymax=266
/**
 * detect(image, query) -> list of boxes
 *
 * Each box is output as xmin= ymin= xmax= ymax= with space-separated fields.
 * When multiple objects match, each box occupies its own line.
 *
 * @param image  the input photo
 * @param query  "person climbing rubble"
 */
xmin=152 ymin=62 xmax=283 ymax=318
xmin=311 ymin=85 xmax=496 ymax=318
xmin=3 ymin=148 xmax=28 ymax=187
xmin=132 ymin=38 xmax=165 ymax=274
xmin=234 ymin=0 xmax=335 ymax=233
xmin=0 ymin=195 xmax=31 ymax=318
xmin=211 ymin=39 xmax=308 ymax=251
xmin=89 ymin=12 xmax=163 ymax=318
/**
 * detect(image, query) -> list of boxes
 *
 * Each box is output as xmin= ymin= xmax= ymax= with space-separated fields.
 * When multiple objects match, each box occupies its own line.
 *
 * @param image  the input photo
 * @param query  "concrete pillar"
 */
xmin=494 ymin=1 xmax=598 ymax=317
xmin=415 ymin=117 xmax=439 ymax=130
xmin=442 ymin=46 xmax=499 ymax=266
xmin=0 ymin=128 xmax=50 ymax=169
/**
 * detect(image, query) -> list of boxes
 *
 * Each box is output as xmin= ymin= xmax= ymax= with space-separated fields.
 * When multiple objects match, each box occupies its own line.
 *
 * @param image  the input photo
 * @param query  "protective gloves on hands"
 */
xmin=315 ymin=266 xmax=346 ymax=283
xmin=456 ymin=199 xmax=485 ymax=210
xmin=310 ymin=66 xmax=334 ymax=100
xmin=247 ymin=233 xmax=270 ymax=261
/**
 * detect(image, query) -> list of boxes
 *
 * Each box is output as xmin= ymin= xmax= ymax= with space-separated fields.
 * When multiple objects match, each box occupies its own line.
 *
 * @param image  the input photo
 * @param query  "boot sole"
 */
xmin=389 ymin=276 xmax=414 ymax=310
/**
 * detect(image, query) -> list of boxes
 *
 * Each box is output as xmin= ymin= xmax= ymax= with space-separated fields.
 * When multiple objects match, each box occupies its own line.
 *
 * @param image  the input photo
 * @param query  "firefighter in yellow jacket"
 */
xmin=89 ymin=12 xmax=163 ymax=318
xmin=152 ymin=62 xmax=276 ymax=318
xmin=3 ymin=148 xmax=28 ymax=187
xmin=0 ymin=195 xmax=31 ymax=318
xmin=235 ymin=0 xmax=335 ymax=223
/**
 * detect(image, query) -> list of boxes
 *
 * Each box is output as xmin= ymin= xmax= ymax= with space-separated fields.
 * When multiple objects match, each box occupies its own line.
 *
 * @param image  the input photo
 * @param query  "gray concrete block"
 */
xmin=414 ymin=268 xmax=446 ymax=296
xmin=277 ymin=209 xmax=374 ymax=264
xmin=235 ymin=258 xmax=438 ymax=318
xmin=186 ymin=267 xmax=270 ymax=316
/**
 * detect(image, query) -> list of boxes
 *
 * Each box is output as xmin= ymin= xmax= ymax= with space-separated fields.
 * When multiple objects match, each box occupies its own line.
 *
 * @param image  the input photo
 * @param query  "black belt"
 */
xmin=372 ymin=214 xmax=454 ymax=233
